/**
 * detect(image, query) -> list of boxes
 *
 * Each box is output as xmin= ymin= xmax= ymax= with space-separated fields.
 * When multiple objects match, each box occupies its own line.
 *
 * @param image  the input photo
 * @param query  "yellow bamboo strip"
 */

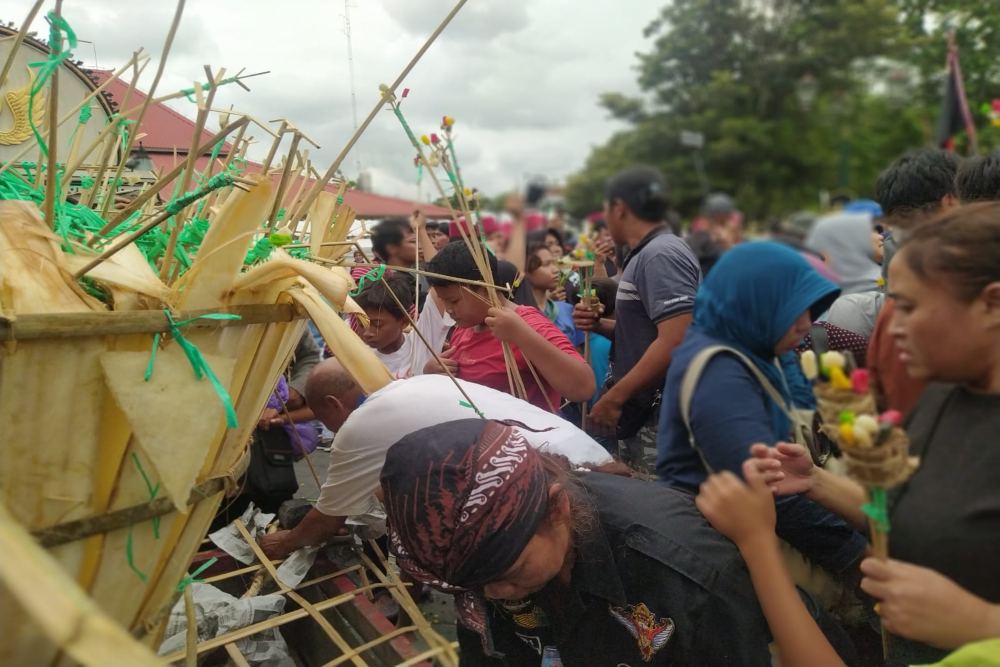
xmin=233 ymin=520 xmax=368 ymax=667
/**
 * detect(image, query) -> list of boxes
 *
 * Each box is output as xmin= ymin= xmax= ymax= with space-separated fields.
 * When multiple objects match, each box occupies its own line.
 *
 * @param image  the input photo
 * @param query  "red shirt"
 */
xmin=867 ymin=300 xmax=925 ymax=417
xmin=449 ymin=305 xmax=582 ymax=412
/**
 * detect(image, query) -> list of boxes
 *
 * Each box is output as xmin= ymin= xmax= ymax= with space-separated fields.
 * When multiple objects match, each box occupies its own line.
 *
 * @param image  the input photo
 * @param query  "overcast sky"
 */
xmin=7 ymin=0 xmax=661 ymax=200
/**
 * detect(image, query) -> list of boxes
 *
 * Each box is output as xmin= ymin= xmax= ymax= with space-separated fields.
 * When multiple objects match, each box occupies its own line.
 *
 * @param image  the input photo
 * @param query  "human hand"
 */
xmin=258 ymin=407 xmax=280 ymax=431
xmin=259 ymin=529 xmax=298 ymax=560
xmin=861 ymin=558 xmax=1000 ymax=649
xmin=484 ymin=306 xmax=530 ymax=344
xmin=286 ymin=387 xmax=305 ymax=410
xmin=696 ymin=460 xmax=777 ymax=549
xmin=410 ymin=210 xmax=427 ymax=230
xmin=550 ymin=284 xmax=568 ymax=303
xmin=586 ymin=392 xmax=624 ymax=437
xmin=424 ymin=346 xmax=459 ymax=375
xmin=593 ymin=237 xmax=615 ymax=260
xmin=573 ymin=300 xmax=604 ymax=332
xmin=504 ymin=193 xmax=524 ymax=218
xmin=749 ymin=442 xmax=815 ymax=496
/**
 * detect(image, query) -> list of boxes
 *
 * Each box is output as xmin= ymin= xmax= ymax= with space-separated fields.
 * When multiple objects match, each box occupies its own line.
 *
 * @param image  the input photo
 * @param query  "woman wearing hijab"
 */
xmin=732 ymin=205 xmax=1000 ymax=666
xmin=380 ymin=419 xmax=781 ymax=666
xmin=656 ymin=242 xmax=867 ymax=582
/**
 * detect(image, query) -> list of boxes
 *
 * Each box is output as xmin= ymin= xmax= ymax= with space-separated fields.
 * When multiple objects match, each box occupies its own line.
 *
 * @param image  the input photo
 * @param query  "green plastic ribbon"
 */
xmin=165 ymin=172 xmax=235 ymax=215
xmin=861 ymin=486 xmax=890 ymax=533
xmin=180 ymin=76 xmax=241 ymax=103
xmin=350 ymin=264 xmax=386 ymax=296
xmin=125 ymin=452 xmax=162 ymax=583
xmin=144 ymin=310 xmax=242 ymax=428
xmin=78 ymin=104 xmax=93 ymax=124
xmin=177 ymin=557 xmax=219 ymax=593
xmin=26 ymin=12 xmax=78 ymax=158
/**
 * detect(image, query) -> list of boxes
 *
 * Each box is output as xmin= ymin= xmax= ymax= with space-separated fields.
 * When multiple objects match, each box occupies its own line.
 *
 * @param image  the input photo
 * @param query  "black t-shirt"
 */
xmin=888 ymin=384 xmax=1000 ymax=666
xmin=458 ymin=474 xmax=773 ymax=666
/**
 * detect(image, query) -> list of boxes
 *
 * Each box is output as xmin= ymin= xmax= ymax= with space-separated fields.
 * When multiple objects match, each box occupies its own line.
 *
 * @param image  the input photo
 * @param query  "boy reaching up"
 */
xmin=423 ymin=241 xmax=595 ymax=412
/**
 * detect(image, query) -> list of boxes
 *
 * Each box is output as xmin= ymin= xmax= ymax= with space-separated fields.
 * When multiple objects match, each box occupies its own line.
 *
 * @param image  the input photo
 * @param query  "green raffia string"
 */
xmin=350 ymin=264 xmax=386 ymax=296
xmin=26 ymin=11 xmax=78 ymax=159
xmin=125 ymin=452 xmax=161 ymax=583
xmin=861 ymin=486 xmax=890 ymax=533
xmin=165 ymin=172 xmax=236 ymax=215
xmin=144 ymin=310 xmax=242 ymax=428
xmin=180 ymin=76 xmax=241 ymax=103
xmin=390 ymin=103 xmax=422 ymax=152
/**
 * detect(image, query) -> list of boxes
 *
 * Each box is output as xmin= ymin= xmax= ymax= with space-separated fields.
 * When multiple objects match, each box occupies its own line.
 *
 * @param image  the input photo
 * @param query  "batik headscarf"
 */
xmin=380 ymin=419 xmax=549 ymax=591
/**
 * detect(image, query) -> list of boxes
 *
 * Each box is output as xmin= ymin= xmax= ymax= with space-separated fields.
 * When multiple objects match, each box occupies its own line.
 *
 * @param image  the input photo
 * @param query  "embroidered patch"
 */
xmin=608 ymin=603 xmax=675 ymax=663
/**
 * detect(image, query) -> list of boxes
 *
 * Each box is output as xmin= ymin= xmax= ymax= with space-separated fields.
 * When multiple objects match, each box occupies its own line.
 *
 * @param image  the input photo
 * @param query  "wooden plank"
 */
xmin=0 ymin=303 xmax=304 ymax=342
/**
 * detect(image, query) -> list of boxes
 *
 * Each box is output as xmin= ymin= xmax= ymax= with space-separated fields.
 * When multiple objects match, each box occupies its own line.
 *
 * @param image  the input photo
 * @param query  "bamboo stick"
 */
xmin=0 ymin=303 xmax=303 ymax=342
xmin=224 ymin=644 xmax=252 ymax=667
xmin=82 ymin=54 xmax=149 ymax=208
xmin=183 ymin=586 xmax=197 ymax=667
xmin=333 ymin=261 xmax=511 ymax=293
xmin=159 ymin=581 xmax=389 ymax=662
xmin=259 ymin=120 xmax=288 ymax=173
xmin=287 ymin=0 xmax=472 ymax=223
xmin=322 ymin=626 xmax=419 ymax=667
xmin=41 ymin=0 xmax=64 ymax=229
xmin=378 ymin=276 xmax=484 ymax=416
xmin=267 ymin=132 xmax=303 ymax=229
xmin=233 ymin=520 xmax=368 ymax=667
xmin=0 ymin=0 xmax=45 ymax=90
xmin=159 ymin=65 xmax=225 ymax=281
xmin=92 ymin=116 xmax=250 ymax=238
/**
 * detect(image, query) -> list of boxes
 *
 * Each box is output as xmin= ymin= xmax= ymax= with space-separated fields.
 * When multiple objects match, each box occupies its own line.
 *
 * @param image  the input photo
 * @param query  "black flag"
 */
xmin=936 ymin=37 xmax=977 ymax=151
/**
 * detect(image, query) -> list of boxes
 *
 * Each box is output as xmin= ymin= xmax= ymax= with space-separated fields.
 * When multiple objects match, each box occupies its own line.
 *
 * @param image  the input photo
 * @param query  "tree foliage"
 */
xmin=566 ymin=0 xmax=1000 ymax=221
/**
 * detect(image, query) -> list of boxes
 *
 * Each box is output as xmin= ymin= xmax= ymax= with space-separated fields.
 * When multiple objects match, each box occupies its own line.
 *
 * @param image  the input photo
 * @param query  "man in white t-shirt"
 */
xmin=260 ymin=360 xmax=614 ymax=558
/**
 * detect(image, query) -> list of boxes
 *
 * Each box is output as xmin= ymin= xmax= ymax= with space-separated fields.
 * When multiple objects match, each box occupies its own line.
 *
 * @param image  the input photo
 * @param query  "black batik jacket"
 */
xmin=458 ymin=474 xmax=773 ymax=666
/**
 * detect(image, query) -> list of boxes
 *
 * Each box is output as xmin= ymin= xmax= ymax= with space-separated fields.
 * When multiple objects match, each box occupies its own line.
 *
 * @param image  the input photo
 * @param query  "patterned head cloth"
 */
xmin=380 ymin=419 xmax=549 ymax=591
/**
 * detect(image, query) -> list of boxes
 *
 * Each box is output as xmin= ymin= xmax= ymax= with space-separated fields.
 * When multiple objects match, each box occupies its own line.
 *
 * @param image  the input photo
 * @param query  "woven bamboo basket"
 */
xmin=0 ymin=185 xmax=393 ymax=666
xmin=815 ymin=384 xmax=877 ymax=438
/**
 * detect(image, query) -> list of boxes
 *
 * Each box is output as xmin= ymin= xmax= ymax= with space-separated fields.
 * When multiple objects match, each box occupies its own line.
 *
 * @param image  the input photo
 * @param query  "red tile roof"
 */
xmin=89 ymin=69 xmax=452 ymax=220
xmin=88 ymin=69 xmax=231 ymax=156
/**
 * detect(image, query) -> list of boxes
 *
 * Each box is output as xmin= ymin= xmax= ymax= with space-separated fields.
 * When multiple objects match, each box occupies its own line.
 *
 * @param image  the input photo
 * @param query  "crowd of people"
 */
xmin=247 ymin=148 xmax=1000 ymax=666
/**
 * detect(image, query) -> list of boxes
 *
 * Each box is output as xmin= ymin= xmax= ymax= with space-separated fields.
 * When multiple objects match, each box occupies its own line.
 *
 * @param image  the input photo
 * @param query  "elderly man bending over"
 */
xmin=260 ymin=358 xmax=614 ymax=558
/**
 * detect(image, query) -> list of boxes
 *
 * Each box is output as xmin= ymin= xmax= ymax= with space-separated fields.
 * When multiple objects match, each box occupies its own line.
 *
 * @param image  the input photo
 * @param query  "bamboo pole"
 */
xmin=41 ymin=0 xmax=64 ymax=229
xmin=0 ymin=301 xmax=301 ymax=342
xmin=287 ymin=0 xmax=472 ymax=223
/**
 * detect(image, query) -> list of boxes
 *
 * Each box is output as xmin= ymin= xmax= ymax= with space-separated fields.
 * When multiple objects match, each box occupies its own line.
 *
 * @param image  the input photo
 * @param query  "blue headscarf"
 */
xmin=691 ymin=241 xmax=840 ymax=434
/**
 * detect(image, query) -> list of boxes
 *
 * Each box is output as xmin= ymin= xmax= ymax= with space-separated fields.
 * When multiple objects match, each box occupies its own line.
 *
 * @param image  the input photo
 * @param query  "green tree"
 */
xmin=566 ymin=0 xmax=991 ymax=222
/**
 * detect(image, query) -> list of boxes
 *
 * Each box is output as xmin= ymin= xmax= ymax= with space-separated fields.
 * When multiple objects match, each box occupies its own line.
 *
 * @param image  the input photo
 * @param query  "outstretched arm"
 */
xmin=697 ymin=461 xmax=844 ymax=667
xmin=259 ymin=508 xmax=347 ymax=560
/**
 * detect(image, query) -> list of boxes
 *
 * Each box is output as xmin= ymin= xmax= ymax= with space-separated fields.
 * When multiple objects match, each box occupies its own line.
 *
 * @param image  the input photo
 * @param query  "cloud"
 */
xmin=379 ymin=0 xmax=530 ymax=41
xmin=5 ymin=0 xmax=660 ymax=198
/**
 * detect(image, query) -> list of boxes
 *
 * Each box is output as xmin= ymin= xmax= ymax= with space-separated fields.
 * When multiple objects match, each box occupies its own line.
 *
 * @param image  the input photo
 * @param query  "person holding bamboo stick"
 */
xmin=423 ymin=241 xmax=595 ymax=411
xmin=573 ymin=166 xmax=700 ymax=471
xmin=735 ymin=205 xmax=1000 ymax=666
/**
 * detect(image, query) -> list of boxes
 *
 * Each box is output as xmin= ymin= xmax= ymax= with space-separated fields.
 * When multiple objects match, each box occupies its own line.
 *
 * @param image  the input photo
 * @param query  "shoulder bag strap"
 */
xmin=679 ymin=345 xmax=796 ymax=473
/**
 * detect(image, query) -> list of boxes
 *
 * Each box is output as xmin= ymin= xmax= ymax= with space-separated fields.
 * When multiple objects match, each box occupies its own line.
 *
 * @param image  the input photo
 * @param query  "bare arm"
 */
xmin=411 ymin=210 xmax=437 ymax=263
xmin=505 ymin=195 xmax=527 ymax=276
xmin=259 ymin=508 xmax=347 ymax=559
xmin=740 ymin=536 xmax=845 ymax=666
xmin=607 ymin=314 xmax=690 ymax=403
xmin=485 ymin=307 xmax=595 ymax=403
xmin=697 ymin=464 xmax=843 ymax=667
xmin=807 ymin=468 xmax=869 ymax=531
